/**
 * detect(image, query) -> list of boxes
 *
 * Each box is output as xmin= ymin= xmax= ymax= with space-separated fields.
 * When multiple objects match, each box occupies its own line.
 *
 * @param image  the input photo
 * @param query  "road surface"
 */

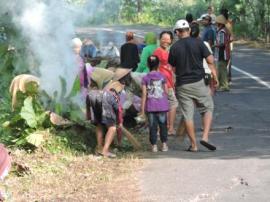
xmin=77 ymin=25 xmax=270 ymax=202
xmin=138 ymin=44 xmax=270 ymax=202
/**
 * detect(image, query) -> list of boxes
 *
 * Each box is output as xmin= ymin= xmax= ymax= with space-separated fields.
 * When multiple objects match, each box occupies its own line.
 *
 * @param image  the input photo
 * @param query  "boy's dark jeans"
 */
xmin=147 ymin=112 xmax=168 ymax=145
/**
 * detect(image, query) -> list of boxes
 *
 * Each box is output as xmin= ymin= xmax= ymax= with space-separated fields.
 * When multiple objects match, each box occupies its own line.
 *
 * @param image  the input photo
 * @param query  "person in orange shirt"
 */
xmin=154 ymin=31 xmax=178 ymax=136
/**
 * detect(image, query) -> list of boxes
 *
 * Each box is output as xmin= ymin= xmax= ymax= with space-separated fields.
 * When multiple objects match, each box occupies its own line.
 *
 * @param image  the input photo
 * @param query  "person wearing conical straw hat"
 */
xmin=215 ymin=15 xmax=231 ymax=91
xmin=112 ymin=67 xmax=132 ymax=84
xmin=90 ymin=68 xmax=114 ymax=89
xmin=86 ymin=81 xmax=124 ymax=158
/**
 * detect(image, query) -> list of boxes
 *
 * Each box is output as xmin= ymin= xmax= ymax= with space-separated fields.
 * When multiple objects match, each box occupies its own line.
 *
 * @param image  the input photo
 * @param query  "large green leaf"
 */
xmin=55 ymin=103 xmax=63 ymax=115
xmin=25 ymin=131 xmax=44 ymax=147
xmin=36 ymin=112 xmax=47 ymax=126
xmin=67 ymin=76 xmax=81 ymax=98
xmin=13 ymin=136 xmax=27 ymax=146
xmin=59 ymin=76 xmax=67 ymax=99
xmin=20 ymin=96 xmax=37 ymax=128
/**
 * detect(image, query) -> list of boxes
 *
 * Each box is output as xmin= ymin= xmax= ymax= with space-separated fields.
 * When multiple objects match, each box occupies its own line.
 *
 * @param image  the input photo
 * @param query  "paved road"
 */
xmin=139 ymin=45 xmax=270 ymax=202
xmin=76 ymin=26 xmax=270 ymax=201
xmin=77 ymin=24 xmax=169 ymax=47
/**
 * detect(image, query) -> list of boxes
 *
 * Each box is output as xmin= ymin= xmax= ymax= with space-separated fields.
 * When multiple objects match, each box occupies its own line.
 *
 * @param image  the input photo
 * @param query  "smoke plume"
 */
xmin=0 ymin=0 xmax=121 ymax=100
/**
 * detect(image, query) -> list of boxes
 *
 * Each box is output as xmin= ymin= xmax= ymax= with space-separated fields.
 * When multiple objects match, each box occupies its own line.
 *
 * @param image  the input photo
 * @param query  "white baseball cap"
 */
xmin=173 ymin=19 xmax=190 ymax=32
xmin=197 ymin=14 xmax=212 ymax=22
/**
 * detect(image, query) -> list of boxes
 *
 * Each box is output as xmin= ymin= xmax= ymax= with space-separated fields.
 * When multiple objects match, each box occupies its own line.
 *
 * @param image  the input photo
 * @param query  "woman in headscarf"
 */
xmin=71 ymin=38 xmax=94 ymax=97
xmin=136 ymin=32 xmax=157 ymax=73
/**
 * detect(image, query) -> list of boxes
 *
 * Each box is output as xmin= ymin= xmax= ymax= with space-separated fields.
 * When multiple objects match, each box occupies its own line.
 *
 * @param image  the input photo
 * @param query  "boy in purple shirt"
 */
xmin=141 ymin=55 xmax=169 ymax=152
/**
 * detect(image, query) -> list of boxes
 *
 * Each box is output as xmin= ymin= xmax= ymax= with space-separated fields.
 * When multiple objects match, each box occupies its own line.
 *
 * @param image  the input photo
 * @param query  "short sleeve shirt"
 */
xmin=142 ymin=71 xmax=169 ymax=112
xmin=168 ymin=37 xmax=211 ymax=86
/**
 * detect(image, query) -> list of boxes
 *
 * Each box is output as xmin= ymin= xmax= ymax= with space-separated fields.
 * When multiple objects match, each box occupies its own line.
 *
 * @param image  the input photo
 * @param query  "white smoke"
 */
xmin=0 ymin=0 xmax=78 ymax=99
xmin=0 ymin=0 xmax=122 ymax=99
xmin=26 ymin=1 xmax=81 ymax=99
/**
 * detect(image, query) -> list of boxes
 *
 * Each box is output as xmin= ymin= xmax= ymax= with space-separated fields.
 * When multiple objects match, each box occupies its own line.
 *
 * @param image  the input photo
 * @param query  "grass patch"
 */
xmin=0 ymin=126 xmax=145 ymax=201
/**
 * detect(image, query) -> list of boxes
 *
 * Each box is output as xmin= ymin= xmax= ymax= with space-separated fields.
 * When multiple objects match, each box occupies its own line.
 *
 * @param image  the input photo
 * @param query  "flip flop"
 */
xmin=200 ymin=140 xmax=216 ymax=151
xmin=185 ymin=146 xmax=198 ymax=152
xmin=102 ymin=152 xmax=117 ymax=158
xmin=97 ymin=151 xmax=117 ymax=158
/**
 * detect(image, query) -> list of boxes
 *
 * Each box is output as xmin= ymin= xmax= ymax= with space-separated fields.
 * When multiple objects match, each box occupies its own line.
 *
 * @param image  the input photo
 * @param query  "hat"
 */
xmin=197 ymin=14 xmax=211 ymax=22
xmin=91 ymin=68 xmax=114 ymax=89
xmin=107 ymin=67 xmax=116 ymax=72
xmin=173 ymin=20 xmax=190 ymax=32
xmin=216 ymin=15 xmax=227 ymax=25
xmin=104 ymin=81 xmax=124 ymax=93
xmin=113 ymin=68 xmax=132 ymax=81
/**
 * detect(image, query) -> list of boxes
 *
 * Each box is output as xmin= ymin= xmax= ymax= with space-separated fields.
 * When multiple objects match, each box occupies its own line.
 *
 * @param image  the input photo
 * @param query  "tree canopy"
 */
xmin=79 ymin=0 xmax=270 ymax=41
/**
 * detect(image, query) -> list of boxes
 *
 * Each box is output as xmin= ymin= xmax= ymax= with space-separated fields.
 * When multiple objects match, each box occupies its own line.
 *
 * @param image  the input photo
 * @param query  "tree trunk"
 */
xmin=258 ymin=0 xmax=266 ymax=39
xmin=137 ymin=0 xmax=142 ymax=13
xmin=266 ymin=0 xmax=270 ymax=43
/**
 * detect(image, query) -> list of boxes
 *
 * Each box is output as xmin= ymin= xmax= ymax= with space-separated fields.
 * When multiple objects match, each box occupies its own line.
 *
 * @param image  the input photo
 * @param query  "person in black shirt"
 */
xmin=169 ymin=19 xmax=218 ymax=152
xmin=120 ymin=32 xmax=140 ymax=71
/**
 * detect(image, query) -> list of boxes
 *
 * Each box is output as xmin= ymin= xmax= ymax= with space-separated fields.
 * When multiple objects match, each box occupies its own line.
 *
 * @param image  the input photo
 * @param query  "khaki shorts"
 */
xmin=167 ymin=88 xmax=179 ymax=109
xmin=176 ymin=79 xmax=213 ymax=121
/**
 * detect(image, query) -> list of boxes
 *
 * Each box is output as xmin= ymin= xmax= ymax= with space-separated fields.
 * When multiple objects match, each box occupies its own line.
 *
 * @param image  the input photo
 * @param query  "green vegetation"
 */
xmin=0 ymin=12 xmax=94 ymax=153
xmin=83 ymin=0 xmax=270 ymax=41
xmin=1 ymin=0 xmax=269 ymax=152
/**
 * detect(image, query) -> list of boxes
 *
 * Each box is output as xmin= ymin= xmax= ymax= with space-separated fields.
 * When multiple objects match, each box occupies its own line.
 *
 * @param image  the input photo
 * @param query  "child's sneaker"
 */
xmin=161 ymin=143 xmax=168 ymax=152
xmin=152 ymin=144 xmax=158 ymax=152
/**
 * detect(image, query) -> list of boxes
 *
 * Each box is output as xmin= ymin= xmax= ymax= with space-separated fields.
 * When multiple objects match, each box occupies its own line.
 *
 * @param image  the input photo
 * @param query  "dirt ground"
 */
xmin=1 ymin=148 xmax=143 ymax=202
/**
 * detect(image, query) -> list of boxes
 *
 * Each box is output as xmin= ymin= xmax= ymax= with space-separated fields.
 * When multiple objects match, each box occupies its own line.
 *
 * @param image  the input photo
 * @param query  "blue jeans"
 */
xmin=147 ymin=112 xmax=168 ymax=145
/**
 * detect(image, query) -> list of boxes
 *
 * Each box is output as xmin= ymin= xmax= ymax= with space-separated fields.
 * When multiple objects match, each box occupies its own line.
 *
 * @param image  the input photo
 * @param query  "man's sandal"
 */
xmin=185 ymin=146 xmax=198 ymax=152
xmin=200 ymin=140 xmax=216 ymax=151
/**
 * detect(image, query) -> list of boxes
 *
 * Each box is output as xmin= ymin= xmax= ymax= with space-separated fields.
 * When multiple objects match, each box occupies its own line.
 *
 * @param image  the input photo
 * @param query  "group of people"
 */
xmin=71 ymin=37 xmax=129 ymax=158
xmin=0 ymin=6 xmax=235 ymax=201
xmin=189 ymin=6 xmax=233 ymax=91
xmin=69 ymin=6 xmax=233 ymax=156
xmin=118 ymin=6 xmax=233 ymax=153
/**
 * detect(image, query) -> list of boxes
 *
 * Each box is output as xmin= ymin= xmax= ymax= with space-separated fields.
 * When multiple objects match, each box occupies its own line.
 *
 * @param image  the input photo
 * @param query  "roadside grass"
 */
xmin=0 ymin=126 xmax=144 ymax=201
